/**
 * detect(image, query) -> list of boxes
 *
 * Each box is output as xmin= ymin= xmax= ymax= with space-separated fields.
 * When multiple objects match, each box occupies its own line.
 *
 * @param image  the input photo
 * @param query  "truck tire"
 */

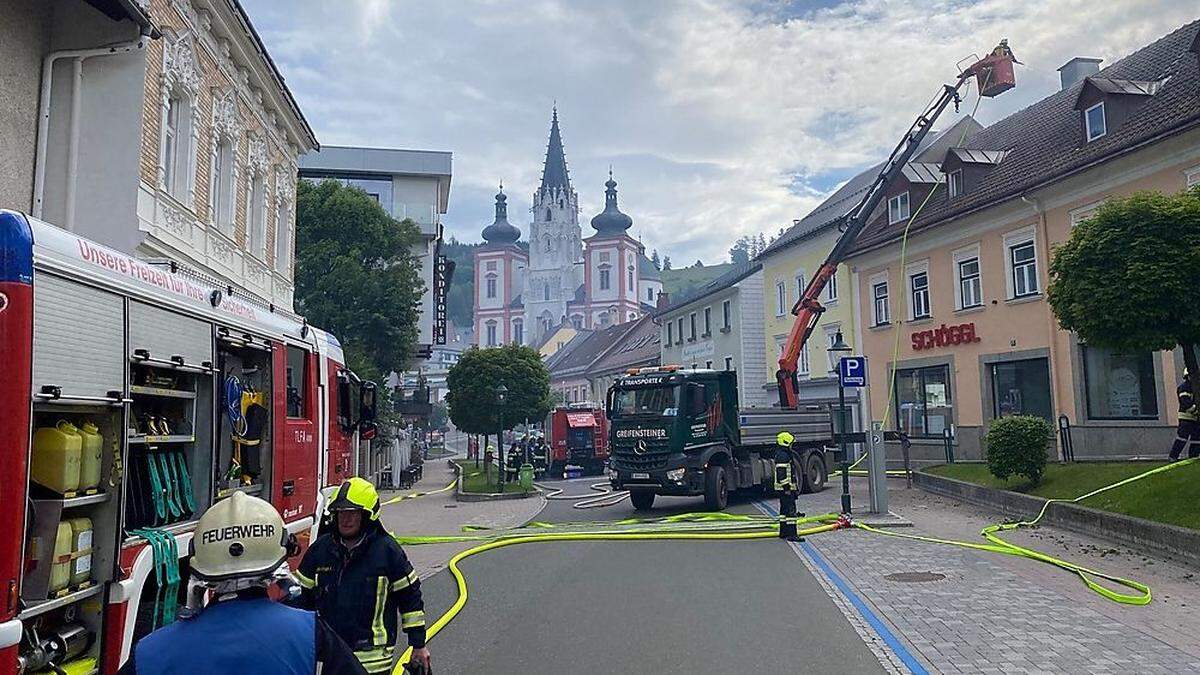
xmin=630 ymin=490 xmax=655 ymax=511
xmin=550 ymin=462 xmax=566 ymax=480
xmin=704 ymin=465 xmax=729 ymax=511
xmin=800 ymin=452 xmax=827 ymax=493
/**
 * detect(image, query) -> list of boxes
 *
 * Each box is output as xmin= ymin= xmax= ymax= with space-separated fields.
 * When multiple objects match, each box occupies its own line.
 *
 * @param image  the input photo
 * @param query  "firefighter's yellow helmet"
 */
xmin=776 ymin=431 xmax=795 ymax=446
xmin=191 ymin=491 xmax=289 ymax=581
xmin=326 ymin=477 xmax=382 ymax=521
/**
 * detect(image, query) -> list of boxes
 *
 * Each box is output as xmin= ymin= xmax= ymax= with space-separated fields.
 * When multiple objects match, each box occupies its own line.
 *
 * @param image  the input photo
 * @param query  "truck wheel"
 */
xmin=550 ymin=462 xmax=565 ymax=480
xmin=630 ymin=490 xmax=655 ymax=511
xmin=704 ymin=465 xmax=729 ymax=511
xmin=801 ymin=453 xmax=827 ymax=493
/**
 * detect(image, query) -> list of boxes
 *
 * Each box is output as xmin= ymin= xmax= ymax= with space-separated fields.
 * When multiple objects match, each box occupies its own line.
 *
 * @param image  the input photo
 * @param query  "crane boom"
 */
xmin=776 ymin=42 xmax=1017 ymax=408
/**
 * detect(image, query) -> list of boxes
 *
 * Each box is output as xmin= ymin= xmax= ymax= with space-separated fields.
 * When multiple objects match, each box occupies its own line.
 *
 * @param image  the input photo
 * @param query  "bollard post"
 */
xmin=901 ymin=432 xmax=912 ymax=489
xmin=943 ymin=427 xmax=954 ymax=464
xmin=1058 ymin=415 xmax=1074 ymax=463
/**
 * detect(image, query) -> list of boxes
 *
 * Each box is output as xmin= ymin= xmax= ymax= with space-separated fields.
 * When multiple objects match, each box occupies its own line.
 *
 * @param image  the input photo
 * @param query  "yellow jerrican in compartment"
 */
xmin=76 ymin=422 xmax=103 ymax=492
xmin=66 ymin=517 xmax=94 ymax=587
xmin=31 ymin=421 xmax=83 ymax=495
xmin=49 ymin=520 xmax=73 ymax=594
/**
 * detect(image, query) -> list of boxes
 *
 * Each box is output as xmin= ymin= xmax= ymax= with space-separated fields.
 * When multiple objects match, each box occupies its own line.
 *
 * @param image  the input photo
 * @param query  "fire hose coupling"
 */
xmin=834 ymin=514 xmax=853 ymax=530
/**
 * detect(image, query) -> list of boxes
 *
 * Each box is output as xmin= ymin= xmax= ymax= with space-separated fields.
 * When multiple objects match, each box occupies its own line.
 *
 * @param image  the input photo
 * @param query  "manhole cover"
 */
xmin=884 ymin=571 xmax=946 ymax=583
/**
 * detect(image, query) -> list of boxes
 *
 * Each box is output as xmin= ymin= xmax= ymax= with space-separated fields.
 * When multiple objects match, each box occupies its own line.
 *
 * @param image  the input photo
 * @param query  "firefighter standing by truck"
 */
xmin=119 ymin=492 xmax=366 ymax=674
xmin=293 ymin=478 xmax=432 ymax=674
xmin=1170 ymin=370 xmax=1200 ymax=460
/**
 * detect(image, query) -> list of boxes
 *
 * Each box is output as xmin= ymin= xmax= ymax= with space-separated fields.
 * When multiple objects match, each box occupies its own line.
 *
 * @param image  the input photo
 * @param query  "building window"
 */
xmin=947 ymin=169 xmax=963 ymax=198
xmin=795 ymin=273 xmax=805 ymax=302
xmin=676 ymin=318 xmax=684 ymax=344
xmin=648 ymin=287 xmax=654 ymax=301
xmin=888 ymin=192 xmax=910 ymax=224
xmin=571 ymin=314 xmax=583 ymax=329
xmin=485 ymin=275 xmax=497 ymax=299
xmin=211 ymin=137 xmax=235 ymax=233
xmin=894 ymin=365 xmax=952 ymax=438
xmin=703 ymin=307 xmax=711 ymax=336
xmin=1081 ymin=346 xmax=1159 ymax=420
xmin=161 ymin=95 xmax=193 ymax=198
xmin=628 ymin=265 xmax=634 ymax=289
xmin=486 ymin=261 xmax=497 ymax=272
xmin=513 ymin=320 xmax=524 ymax=345
xmin=274 ymin=197 xmax=291 ymax=273
xmin=910 ymin=271 xmax=930 ymax=319
xmin=688 ymin=312 xmax=697 ymax=341
xmin=599 ymin=251 xmax=610 ymax=263
xmin=544 ymin=283 xmax=551 ymax=301
xmin=1084 ymin=102 xmax=1106 ymax=141
xmin=486 ymin=321 xmax=497 ymax=346
xmin=826 ymin=273 xmax=838 ymax=302
xmin=872 ymin=281 xmax=890 ymax=326
xmin=1010 ymin=241 xmax=1039 ymax=298
xmin=957 ymin=257 xmax=982 ymax=309
xmin=666 ymin=322 xmax=673 ymax=345
xmin=599 ymin=268 xmax=610 ymax=291
xmin=798 ymin=344 xmax=810 ymax=376
xmin=724 ymin=356 xmax=733 ymax=371
xmin=991 ymin=358 xmax=1052 ymax=421
xmin=722 ymin=300 xmax=731 ymax=330
xmin=776 ymin=281 xmax=786 ymax=316
xmin=247 ymin=172 xmax=266 ymax=258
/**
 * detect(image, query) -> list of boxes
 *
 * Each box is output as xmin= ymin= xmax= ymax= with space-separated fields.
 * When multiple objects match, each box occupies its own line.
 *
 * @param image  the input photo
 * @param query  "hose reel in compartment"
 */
xmin=217 ymin=328 xmax=272 ymax=495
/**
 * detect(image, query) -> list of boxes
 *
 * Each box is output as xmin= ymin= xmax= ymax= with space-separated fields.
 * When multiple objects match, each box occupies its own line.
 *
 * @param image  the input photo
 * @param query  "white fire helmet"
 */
xmin=190 ymin=491 xmax=290 ymax=582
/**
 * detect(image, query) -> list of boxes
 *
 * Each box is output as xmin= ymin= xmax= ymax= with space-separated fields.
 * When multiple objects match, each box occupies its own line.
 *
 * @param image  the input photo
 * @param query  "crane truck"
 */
xmin=608 ymin=42 xmax=1018 ymax=511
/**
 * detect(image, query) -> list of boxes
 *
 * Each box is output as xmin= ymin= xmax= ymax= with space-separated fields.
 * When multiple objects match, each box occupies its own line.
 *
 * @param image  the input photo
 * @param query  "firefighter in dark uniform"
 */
xmin=119 ymin=491 xmax=365 ymax=674
xmin=293 ymin=478 xmax=431 ymax=674
xmin=1170 ymin=370 xmax=1200 ymax=461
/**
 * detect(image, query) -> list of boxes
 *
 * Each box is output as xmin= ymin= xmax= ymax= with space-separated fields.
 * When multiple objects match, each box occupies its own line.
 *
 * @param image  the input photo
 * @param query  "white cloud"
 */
xmin=242 ymin=0 xmax=1197 ymax=263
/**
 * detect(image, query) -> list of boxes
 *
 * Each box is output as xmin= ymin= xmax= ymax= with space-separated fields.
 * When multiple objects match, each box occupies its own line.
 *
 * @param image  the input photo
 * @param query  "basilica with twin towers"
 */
xmin=473 ymin=108 xmax=662 ymax=348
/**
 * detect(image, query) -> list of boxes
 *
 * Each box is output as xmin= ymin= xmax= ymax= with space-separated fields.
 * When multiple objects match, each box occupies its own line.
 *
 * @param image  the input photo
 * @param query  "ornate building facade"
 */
xmin=474 ymin=109 xmax=662 ymax=347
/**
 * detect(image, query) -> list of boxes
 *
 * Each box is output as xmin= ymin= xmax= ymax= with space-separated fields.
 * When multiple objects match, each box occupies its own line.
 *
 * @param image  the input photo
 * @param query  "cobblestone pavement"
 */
xmin=378 ymin=439 xmax=545 ymax=580
xmin=785 ymin=478 xmax=1200 ymax=674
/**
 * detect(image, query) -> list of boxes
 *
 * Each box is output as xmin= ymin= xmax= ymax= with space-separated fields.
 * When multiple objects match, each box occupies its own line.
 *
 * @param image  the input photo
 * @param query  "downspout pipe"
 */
xmin=1020 ymin=192 xmax=1066 ymax=460
xmin=32 ymin=37 xmax=146 ymax=223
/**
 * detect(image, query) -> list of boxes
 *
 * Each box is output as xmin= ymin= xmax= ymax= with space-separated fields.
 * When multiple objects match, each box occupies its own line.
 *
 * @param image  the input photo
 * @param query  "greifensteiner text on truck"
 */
xmin=606 ymin=367 xmax=835 ymax=511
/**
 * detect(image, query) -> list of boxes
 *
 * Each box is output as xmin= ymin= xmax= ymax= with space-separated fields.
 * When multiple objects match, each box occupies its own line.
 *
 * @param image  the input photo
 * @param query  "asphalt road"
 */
xmin=414 ymin=478 xmax=886 ymax=674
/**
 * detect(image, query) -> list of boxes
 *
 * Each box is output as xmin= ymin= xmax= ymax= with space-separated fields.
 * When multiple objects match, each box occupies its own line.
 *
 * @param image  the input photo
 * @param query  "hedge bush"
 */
xmin=985 ymin=415 xmax=1053 ymax=485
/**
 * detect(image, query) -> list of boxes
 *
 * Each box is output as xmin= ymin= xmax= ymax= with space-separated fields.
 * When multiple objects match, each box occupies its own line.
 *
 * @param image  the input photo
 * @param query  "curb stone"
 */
xmin=914 ymin=469 xmax=1200 ymax=567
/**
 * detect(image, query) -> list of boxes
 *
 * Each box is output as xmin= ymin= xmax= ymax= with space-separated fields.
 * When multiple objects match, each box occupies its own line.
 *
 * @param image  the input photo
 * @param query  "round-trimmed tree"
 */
xmin=1047 ymin=188 xmax=1200 ymax=396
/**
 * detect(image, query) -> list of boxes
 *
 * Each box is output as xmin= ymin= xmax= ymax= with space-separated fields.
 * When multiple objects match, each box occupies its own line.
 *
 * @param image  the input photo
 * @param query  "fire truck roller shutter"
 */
xmin=33 ymin=274 xmax=125 ymax=398
xmin=128 ymin=300 xmax=213 ymax=368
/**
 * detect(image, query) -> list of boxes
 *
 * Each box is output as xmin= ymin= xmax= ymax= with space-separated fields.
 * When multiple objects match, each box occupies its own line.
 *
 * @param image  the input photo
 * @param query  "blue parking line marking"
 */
xmin=756 ymin=502 xmax=929 ymax=675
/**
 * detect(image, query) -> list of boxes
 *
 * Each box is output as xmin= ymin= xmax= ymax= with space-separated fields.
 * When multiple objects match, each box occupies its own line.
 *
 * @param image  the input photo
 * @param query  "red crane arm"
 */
xmin=775 ymin=42 xmax=1017 ymax=408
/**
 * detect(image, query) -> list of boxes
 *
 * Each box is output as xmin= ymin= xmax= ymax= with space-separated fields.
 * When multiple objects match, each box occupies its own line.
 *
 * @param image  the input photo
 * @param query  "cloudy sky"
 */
xmin=243 ymin=0 xmax=1195 ymax=264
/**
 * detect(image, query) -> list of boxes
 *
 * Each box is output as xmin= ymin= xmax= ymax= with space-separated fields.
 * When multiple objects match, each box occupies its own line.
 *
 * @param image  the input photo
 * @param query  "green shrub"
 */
xmin=985 ymin=415 xmax=1053 ymax=485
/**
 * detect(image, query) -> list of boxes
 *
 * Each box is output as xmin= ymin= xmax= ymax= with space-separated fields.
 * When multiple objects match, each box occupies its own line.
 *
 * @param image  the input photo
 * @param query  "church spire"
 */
xmin=539 ymin=106 xmax=571 ymax=192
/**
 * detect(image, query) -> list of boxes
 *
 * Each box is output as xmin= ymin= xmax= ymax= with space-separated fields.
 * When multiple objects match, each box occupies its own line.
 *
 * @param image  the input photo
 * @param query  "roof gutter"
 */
xmin=115 ymin=0 xmax=161 ymax=38
xmin=847 ymin=114 xmax=1200 ymax=259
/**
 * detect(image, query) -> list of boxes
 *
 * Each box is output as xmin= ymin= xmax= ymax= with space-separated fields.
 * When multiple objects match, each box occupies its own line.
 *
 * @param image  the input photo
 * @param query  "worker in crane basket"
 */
xmin=292 ymin=477 xmax=432 ymax=674
xmin=1169 ymin=369 xmax=1200 ymax=461
xmin=119 ymin=491 xmax=365 ymax=674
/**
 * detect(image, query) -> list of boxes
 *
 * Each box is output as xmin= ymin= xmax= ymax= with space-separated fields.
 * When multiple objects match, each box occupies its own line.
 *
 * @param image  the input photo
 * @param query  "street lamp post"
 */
xmin=495 ymin=383 xmax=508 ymax=490
xmin=828 ymin=331 xmax=853 ymax=515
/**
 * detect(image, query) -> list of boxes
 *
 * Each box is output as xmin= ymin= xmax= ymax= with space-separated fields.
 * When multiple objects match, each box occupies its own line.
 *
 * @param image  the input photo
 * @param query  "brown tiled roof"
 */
xmin=590 ymin=316 xmax=661 ymax=374
xmin=850 ymin=20 xmax=1200 ymax=255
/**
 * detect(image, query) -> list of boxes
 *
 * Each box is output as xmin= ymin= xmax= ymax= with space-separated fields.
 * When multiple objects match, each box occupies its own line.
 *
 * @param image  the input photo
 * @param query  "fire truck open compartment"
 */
xmin=214 ymin=330 xmax=274 ymax=502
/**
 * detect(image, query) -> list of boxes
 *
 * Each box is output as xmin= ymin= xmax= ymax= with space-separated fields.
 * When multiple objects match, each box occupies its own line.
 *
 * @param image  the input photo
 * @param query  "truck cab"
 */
xmin=607 ymin=366 xmax=830 ymax=511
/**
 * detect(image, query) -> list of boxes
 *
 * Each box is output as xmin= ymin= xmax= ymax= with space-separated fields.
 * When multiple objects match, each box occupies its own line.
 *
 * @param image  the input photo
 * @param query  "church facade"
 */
xmin=474 ymin=109 xmax=662 ymax=347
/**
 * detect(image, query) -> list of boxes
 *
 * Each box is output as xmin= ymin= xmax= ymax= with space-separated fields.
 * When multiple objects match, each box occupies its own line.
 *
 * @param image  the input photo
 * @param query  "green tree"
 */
xmin=985 ymin=415 xmax=1052 ymax=485
xmin=1047 ymin=189 xmax=1200 ymax=394
xmin=294 ymin=179 xmax=424 ymax=377
xmin=445 ymin=344 xmax=552 ymax=434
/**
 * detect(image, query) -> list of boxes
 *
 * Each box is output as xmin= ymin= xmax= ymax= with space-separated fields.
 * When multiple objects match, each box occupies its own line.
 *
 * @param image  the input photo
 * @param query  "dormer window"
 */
xmin=888 ymin=192 xmax=910 ymax=224
xmin=947 ymin=169 xmax=963 ymax=198
xmin=1084 ymin=102 xmax=1106 ymax=141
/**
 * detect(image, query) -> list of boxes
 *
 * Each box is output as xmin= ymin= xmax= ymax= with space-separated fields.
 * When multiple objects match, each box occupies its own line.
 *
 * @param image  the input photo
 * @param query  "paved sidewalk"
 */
xmin=378 ymin=451 xmax=545 ymax=580
xmin=787 ymin=478 xmax=1200 ymax=674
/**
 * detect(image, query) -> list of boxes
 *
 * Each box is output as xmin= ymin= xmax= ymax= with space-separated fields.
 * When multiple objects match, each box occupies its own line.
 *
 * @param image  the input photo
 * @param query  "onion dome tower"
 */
xmin=590 ymin=169 xmax=633 ymax=236
xmin=481 ymin=184 xmax=520 ymax=245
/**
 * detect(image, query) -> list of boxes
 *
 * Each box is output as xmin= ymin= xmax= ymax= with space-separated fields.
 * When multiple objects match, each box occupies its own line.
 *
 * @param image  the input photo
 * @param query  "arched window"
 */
xmin=161 ymin=93 xmax=193 ymax=198
xmin=485 ymin=274 xmax=497 ymax=299
xmin=543 ymin=283 xmax=551 ymax=301
xmin=544 ymin=234 xmax=552 ymax=252
xmin=545 ymin=207 xmax=552 ymax=221
xmin=513 ymin=319 xmax=524 ymax=344
xmin=485 ymin=321 xmax=498 ymax=346
xmin=570 ymin=314 xmax=583 ymax=329
xmin=598 ymin=266 xmax=611 ymax=291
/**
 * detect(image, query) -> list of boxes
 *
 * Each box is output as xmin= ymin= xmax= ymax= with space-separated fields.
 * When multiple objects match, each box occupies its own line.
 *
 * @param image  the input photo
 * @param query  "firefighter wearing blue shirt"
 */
xmin=119 ymin=491 xmax=365 ymax=674
xmin=294 ymin=478 xmax=431 ymax=674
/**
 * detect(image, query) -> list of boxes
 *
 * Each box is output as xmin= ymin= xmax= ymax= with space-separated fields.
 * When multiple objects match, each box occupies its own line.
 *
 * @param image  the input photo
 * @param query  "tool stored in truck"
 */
xmin=607 ymin=366 xmax=833 ymax=511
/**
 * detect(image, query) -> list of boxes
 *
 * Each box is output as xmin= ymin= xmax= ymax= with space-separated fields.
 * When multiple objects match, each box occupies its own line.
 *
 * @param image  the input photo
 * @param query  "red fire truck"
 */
xmin=547 ymin=403 xmax=609 ymax=477
xmin=0 ymin=211 xmax=375 ymax=674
